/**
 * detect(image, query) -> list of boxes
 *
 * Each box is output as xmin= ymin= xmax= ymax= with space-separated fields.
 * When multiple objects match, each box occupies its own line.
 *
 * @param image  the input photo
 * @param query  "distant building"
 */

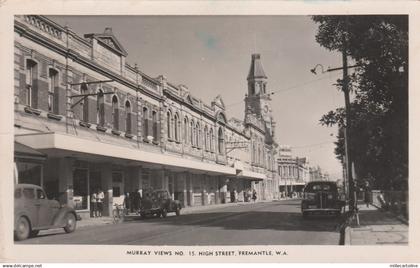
xmin=277 ymin=146 xmax=309 ymax=195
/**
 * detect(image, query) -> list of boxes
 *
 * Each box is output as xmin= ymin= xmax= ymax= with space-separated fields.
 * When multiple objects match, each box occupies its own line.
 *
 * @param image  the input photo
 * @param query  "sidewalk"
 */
xmin=344 ymin=203 xmax=408 ymax=245
xmin=76 ymin=199 xmax=275 ymax=229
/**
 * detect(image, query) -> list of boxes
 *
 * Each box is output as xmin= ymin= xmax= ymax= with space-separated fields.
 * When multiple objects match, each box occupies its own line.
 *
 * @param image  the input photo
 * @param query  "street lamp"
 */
xmin=311 ymin=57 xmax=360 ymax=214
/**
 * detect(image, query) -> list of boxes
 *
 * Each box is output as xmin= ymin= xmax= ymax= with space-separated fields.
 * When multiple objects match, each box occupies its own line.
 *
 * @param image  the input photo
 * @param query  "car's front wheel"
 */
xmin=15 ymin=217 xmax=30 ymax=241
xmin=63 ymin=213 xmax=77 ymax=233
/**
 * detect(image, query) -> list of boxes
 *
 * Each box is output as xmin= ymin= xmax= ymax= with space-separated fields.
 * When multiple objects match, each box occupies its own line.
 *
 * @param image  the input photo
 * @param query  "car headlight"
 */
xmin=327 ymin=194 xmax=333 ymax=199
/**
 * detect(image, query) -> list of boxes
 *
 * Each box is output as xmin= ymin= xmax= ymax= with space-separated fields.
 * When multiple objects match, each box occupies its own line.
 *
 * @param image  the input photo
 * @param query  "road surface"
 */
xmin=18 ymin=199 xmax=343 ymax=245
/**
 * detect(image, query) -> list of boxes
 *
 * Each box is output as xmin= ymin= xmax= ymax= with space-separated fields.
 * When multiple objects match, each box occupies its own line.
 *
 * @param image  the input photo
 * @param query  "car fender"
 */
xmin=52 ymin=206 xmax=77 ymax=227
xmin=14 ymin=211 xmax=32 ymax=231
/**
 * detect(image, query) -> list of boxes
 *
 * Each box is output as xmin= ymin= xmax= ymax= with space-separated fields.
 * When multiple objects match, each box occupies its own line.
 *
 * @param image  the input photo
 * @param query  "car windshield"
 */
xmin=305 ymin=183 xmax=337 ymax=192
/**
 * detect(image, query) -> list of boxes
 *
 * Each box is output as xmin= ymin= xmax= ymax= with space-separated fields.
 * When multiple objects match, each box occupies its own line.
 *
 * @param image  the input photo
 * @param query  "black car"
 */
xmin=301 ymin=181 xmax=344 ymax=218
xmin=139 ymin=189 xmax=182 ymax=218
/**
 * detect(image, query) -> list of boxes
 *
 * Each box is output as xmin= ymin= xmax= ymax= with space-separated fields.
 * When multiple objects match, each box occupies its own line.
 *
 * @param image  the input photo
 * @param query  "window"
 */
xmin=125 ymin=101 xmax=131 ymax=134
xmin=48 ymin=69 xmax=59 ymax=114
xmin=209 ymin=128 xmax=214 ymax=152
xmin=25 ymin=59 xmax=37 ymax=108
xmin=81 ymin=81 xmax=89 ymax=122
xmin=143 ymin=107 xmax=149 ymax=138
xmin=97 ymin=89 xmax=105 ymax=127
xmin=152 ymin=110 xmax=158 ymax=142
xmin=204 ymin=126 xmax=208 ymax=150
xmin=73 ymin=169 xmax=88 ymax=210
xmin=17 ymin=161 xmax=42 ymax=186
xmin=167 ymin=111 xmax=172 ymax=139
xmin=196 ymin=123 xmax=200 ymax=148
xmin=23 ymin=188 xmax=35 ymax=199
xmin=174 ymin=113 xmax=180 ymax=141
xmin=190 ymin=120 xmax=194 ymax=146
xmin=36 ymin=189 xmax=46 ymax=199
xmin=218 ymin=127 xmax=224 ymax=154
xmin=14 ymin=189 xmax=22 ymax=199
xmin=112 ymin=95 xmax=119 ymax=130
xmin=184 ymin=117 xmax=189 ymax=143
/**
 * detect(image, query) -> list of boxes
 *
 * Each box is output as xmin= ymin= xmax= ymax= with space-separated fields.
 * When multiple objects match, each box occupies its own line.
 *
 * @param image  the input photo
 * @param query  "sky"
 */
xmin=48 ymin=15 xmax=345 ymax=179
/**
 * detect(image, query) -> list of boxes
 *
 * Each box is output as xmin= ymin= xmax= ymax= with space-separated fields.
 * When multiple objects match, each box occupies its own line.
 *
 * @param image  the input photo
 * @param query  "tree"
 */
xmin=313 ymin=15 xmax=408 ymax=190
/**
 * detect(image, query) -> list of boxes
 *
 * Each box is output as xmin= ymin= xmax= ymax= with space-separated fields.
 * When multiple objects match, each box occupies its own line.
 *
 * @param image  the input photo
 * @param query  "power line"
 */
xmin=291 ymin=140 xmax=335 ymax=149
xmin=225 ymin=71 xmax=342 ymax=111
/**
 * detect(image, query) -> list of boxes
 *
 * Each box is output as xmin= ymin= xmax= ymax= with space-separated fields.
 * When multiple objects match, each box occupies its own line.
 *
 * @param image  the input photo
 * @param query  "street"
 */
xmin=18 ymin=199 xmax=343 ymax=245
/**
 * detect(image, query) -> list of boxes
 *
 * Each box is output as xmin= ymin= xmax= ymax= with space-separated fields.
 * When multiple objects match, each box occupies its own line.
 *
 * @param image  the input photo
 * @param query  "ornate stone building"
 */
xmin=13 ymin=15 xmax=279 ymax=218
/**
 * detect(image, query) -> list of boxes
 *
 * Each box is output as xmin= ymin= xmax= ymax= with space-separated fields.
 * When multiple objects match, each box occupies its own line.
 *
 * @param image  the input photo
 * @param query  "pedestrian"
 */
xmin=90 ymin=190 xmax=97 ymax=218
xmin=97 ymin=189 xmax=104 ymax=217
xmin=252 ymin=189 xmax=257 ymax=202
xmin=124 ymin=192 xmax=131 ymax=214
xmin=133 ymin=189 xmax=140 ymax=212
xmin=364 ymin=181 xmax=371 ymax=208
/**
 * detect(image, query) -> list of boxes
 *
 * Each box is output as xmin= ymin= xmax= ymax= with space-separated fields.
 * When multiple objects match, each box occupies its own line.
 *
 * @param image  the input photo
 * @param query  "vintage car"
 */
xmin=301 ymin=181 xmax=344 ymax=218
xmin=14 ymin=183 xmax=79 ymax=240
xmin=139 ymin=189 xmax=182 ymax=218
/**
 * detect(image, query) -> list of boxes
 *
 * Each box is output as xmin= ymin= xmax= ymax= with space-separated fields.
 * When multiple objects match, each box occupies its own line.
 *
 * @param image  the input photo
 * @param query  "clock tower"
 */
xmin=244 ymin=53 xmax=275 ymax=143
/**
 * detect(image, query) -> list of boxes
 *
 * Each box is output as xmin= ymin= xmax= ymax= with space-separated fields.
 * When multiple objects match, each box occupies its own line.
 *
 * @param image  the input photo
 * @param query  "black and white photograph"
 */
xmin=0 ymin=0 xmax=417 ymax=264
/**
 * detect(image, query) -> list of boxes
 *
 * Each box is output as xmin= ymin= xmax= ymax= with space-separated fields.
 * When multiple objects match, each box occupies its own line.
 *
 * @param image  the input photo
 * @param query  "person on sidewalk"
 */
xmin=97 ymin=189 xmax=105 ymax=217
xmin=364 ymin=181 xmax=371 ymax=208
xmin=90 ymin=190 xmax=97 ymax=218
xmin=252 ymin=189 xmax=257 ymax=202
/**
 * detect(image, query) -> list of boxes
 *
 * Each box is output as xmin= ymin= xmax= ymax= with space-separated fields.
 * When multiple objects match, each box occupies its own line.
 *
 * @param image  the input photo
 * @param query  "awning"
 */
xmin=233 ymin=160 xmax=265 ymax=181
xmin=235 ymin=169 xmax=265 ymax=181
xmin=15 ymin=133 xmax=237 ymax=176
xmin=14 ymin=141 xmax=47 ymax=162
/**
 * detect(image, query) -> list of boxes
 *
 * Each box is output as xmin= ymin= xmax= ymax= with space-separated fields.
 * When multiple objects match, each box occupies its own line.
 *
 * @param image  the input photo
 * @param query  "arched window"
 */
xmin=190 ymin=120 xmax=194 ymax=146
xmin=210 ymin=128 xmax=214 ymax=152
xmin=218 ymin=127 xmax=224 ymax=154
xmin=204 ymin=126 xmax=208 ymax=150
xmin=174 ymin=113 xmax=180 ymax=141
xmin=96 ymin=89 xmax=105 ymax=127
xmin=152 ymin=111 xmax=158 ymax=142
xmin=125 ymin=101 xmax=131 ymax=134
xmin=25 ymin=59 xmax=38 ymax=108
xmin=167 ymin=111 xmax=172 ymax=139
xmin=196 ymin=122 xmax=200 ymax=148
xmin=143 ymin=107 xmax=148 ymax=138
xmin=112 ymin=95 xmax=119 ymax=130
xmin=48 ymin=68 xmax=59 ymax=114
xmin=184 ymin=117 xmax=189 ymax=143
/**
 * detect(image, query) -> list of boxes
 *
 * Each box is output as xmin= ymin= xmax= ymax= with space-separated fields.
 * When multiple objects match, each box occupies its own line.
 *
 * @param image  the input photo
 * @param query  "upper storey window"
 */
xmin=125 ymin=101 xmax=131 ymax=134
xmin=48 ymin=69 xmax=59 ymax=114
xmin=25 ymin=59 xmax=38 ymax=108
xmin=96 ymin=89 xmax=105 ymax=127
xmin=112 ymin=95 xmax=119 ymax=130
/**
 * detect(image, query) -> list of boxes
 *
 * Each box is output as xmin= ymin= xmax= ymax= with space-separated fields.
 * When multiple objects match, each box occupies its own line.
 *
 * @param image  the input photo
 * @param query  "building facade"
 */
xmin=13 ymin=15 xmax=279 ymax=218
xmin=277 ymin=146 xmax=309 ymax=196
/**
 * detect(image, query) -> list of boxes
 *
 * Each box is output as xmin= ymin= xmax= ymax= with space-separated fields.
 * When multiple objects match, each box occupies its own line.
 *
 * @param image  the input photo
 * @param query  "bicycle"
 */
xmin=112 ymin=204 xmax=126 ymax=224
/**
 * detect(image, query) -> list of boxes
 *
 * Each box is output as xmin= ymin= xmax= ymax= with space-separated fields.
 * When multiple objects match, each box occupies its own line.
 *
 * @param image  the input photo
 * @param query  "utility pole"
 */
xmin=341 ymin=38 xmax=356 ymax=212
xmin=310 ymin=37 xmax=359 ymax=214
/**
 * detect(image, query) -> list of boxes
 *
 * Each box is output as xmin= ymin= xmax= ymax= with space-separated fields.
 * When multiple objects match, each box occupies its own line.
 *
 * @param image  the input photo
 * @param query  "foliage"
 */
xmin=312 ymin=15 xmax=408 ymax=190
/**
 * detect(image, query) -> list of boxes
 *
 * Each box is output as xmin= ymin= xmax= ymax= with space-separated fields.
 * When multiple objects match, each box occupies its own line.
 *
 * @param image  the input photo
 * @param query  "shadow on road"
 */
xmin=126 ymin=202 xmax=346 ymax=233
